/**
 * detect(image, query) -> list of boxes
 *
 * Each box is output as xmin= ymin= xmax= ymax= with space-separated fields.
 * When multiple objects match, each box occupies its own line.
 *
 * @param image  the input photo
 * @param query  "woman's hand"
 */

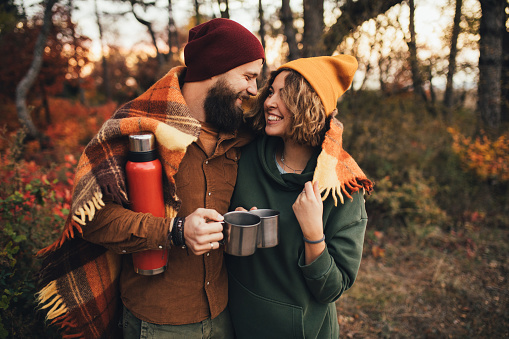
xmin=293 ymin=181 xmax=325 ymax=264
xmin=293 ymin=181 xmax=323 ymax=240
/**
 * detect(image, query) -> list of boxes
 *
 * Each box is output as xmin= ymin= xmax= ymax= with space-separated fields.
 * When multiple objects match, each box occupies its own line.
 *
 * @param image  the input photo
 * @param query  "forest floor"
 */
xmin=336 ymin=224 xmax=509 ymax=338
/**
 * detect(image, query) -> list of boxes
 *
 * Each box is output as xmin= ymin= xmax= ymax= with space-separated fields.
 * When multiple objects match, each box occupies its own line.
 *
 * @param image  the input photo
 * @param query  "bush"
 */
xmin=338 ymin=91 xmax=508 ymax=245
xmin=0 ymin=98 xmax=116 ymax=337
xmin=367 ymin=170 xmax=449 ymax=230
xmin=0 ymin=132 xmax=74 ymax=338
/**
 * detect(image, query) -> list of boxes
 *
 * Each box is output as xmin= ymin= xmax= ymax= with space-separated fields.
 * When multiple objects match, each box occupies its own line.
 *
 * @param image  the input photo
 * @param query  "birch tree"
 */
xmin=15 ymin=0 xmax=57 ymax=142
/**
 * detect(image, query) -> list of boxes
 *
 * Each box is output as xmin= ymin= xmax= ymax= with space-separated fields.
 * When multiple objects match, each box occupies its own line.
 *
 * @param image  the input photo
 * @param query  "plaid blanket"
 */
xmin=313 ymin=118 xmax=373 ymax=205
xmin=36 ymin=66 xmax=200 ymax=338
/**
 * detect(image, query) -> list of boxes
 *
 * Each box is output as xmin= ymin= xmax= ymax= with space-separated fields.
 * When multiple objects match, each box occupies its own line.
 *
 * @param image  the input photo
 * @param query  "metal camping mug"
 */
xmin=249 ymin=209 xmax=280 ymax=248
xmin=223 ymin=211 xmax=261 ymax=256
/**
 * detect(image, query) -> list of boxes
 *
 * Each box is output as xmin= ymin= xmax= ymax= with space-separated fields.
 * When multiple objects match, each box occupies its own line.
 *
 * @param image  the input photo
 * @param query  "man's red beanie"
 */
xmin=184 ymin=18 xmax=265 ymax=82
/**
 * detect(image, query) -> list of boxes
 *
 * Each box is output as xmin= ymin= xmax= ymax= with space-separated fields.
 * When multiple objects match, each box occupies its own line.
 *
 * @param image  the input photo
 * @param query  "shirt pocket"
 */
xmin=228 ymin=273 xmax=305 ymax=339
xmin=223 ymin=148 xmax=241 ymax=187
xmin=174 ymin=159 xmax=191 ymax=189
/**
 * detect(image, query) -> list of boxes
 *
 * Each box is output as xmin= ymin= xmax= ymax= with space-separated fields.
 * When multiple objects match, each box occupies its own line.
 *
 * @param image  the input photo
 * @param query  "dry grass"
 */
xmin=336 ymin=225 xmax=509 ymax=338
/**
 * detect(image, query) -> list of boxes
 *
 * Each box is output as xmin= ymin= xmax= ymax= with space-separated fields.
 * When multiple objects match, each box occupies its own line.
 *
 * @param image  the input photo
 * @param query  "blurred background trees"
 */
xmin=4 ymin=0 xmax=507 ymax=140
xmin=0 ymin=0 xmax=508 ymax=337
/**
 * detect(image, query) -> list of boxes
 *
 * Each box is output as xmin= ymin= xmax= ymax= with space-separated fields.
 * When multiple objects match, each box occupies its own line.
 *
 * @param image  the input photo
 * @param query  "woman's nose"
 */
xmin=265 ymin=95 xmax=276 ymax=108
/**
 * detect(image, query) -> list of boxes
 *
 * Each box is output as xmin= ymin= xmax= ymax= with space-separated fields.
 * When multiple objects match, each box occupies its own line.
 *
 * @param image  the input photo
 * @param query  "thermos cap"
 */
xmin=129 ymin=133 xmax=155 ymax=152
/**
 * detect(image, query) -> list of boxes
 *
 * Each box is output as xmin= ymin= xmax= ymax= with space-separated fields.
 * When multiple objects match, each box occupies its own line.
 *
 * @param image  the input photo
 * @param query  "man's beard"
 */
xmin=203 ymin=78 xmax=246 ymax=134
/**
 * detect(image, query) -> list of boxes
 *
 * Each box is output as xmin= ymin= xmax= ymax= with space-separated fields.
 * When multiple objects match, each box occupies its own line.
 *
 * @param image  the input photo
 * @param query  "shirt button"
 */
xmin=122 ymin=250 xmax=126 ymax=253
xmin=206 ymin=252 xmax=210 ymax=257
xmin=205 ymin=160 xmax=209 ymax=164
xmin=158 ymin=245 xmax=163 ymax=249
xmin=206 ymin=282 xmax=210 ymax=286
xmin=208 ymin=192 xmax=211 ymax=196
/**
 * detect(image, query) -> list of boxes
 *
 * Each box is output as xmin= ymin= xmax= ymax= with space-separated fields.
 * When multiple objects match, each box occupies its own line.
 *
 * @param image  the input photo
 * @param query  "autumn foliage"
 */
xmin=448 ymin=127 xmax=509 ymax=182
xmin=0 ymin=99 xmax=116 ymax=338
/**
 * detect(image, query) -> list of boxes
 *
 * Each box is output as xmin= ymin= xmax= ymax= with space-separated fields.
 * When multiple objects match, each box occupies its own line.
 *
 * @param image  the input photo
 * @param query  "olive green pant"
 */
xmin=122 ymin=305 xmax=235 ymax=339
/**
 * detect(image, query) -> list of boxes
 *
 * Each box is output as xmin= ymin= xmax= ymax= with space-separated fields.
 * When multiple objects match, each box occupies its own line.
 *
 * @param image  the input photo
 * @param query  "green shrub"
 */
xmin=0 ymin=134 xmax=70 ymax=338
xmin=339 ymin=91 xmax=507 ymax=234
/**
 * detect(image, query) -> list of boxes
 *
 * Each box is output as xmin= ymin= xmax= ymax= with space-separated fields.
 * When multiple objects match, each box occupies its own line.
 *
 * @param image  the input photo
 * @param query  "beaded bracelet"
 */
xmin=303 ymin=234 xmax=325 ymax=244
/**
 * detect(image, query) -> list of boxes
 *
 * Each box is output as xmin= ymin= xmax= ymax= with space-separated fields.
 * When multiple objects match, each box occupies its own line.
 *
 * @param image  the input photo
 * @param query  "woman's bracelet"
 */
xmin=303 ymin=234 xmax=325 ymax=244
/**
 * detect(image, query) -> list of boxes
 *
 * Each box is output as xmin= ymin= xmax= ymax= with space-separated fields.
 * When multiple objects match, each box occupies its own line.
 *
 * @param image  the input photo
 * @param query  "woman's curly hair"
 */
xmin=245 ymin=68 xmax=332 ymax=147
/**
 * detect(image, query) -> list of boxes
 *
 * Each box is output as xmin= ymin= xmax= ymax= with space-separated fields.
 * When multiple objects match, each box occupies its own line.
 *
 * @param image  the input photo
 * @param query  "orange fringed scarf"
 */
xmin=313 ymin=118 xmax=373 ymax=205
xmin=36 ymin=66 xmax=200 ymax=338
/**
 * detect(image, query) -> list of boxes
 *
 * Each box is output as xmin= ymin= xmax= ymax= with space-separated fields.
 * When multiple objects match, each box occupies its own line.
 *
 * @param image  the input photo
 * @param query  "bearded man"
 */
xmin=36 ymin=18 xmax=264 ymax=338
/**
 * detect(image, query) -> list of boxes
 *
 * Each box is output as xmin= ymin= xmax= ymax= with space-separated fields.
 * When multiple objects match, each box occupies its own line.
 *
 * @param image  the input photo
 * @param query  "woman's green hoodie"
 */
xmin=226 ymin=135 xmax=368 ymax=339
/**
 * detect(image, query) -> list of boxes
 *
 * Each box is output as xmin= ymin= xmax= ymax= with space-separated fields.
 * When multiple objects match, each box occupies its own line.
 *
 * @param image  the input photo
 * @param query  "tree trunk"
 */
xmin=378 ymin=57 xmax=388 ymax=94
xmin=501 ymin=1 xmax=509 ymax=124
xmin=15 ymin=0 xmax=57 ymax=141
xmin=478 ymin=0 xmax=504 ymax=133
xmin=443 ymin=0 xmax=463 ymax=117
xmin=427 ymin=60 xmax=436 ymax=105
xmin=94 ymin=0 xmax=111 ymax=101
xmin=258 ymin=0 xmax=268 ymax=78
xmin=130 ymin=1 xmax=165 ymax=67
xmin=194 ymin=0 xmax=201 ymax=25
xmin=167 ymin=0 xmax=178 ymax=57
xmin=407 ymin=0 xmax=427 ymax=103
xmin=280 ymin=0 xmax=300 ymax=61
xmin=40 ymin=82 xmax=51 ymax=126
xmin=302 ymin=0 xmax=324 ymax=57
xmin=322 ymin=0 xmax=403 ymax=55
xmin=69 ymin=0 xmax=86 ymax=105
xmin=218 ymin=0 xmax=230 ymax=18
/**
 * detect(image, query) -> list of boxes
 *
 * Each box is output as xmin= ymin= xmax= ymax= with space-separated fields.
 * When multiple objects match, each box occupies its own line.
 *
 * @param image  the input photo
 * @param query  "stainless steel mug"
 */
xmin=223 ymin=211 xmax=260 ymax=256
xmin=249 ymin=209 xmax=280 ymax=248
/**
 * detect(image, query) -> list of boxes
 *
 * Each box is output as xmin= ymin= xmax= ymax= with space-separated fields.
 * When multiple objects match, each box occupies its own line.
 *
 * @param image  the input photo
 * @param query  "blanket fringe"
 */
xmin=50 ymin=312 xmax=80 ymax=330
xmin=36 ymin=281 xmax=69 ymax=320
xmin=52 ymin=315 xmax=83 ymax=339
xmin=36 ymin=281 xmax=85 ymax=337
xmin=72 ymin=191 xmax=105 ymax=226
xmin=36 ymin=219 xmax=82 ymax=257
xmin=37 ymin=192 xmax=105 ymax=257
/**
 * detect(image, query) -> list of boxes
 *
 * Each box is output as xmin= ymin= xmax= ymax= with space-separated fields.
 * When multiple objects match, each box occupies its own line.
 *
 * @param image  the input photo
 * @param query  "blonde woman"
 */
xmin=226 ymin=55 xmax=373 ymax=338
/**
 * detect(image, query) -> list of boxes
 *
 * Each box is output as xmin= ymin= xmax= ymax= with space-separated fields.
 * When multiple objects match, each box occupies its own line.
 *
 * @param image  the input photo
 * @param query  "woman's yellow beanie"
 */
xmin=277 ymin=54 xmax=358 ymax=115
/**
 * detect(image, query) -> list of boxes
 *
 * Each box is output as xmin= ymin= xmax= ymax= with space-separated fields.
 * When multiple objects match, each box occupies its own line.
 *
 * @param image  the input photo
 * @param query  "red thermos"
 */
xmin=126 ymin=133 xmax=168 ymax=275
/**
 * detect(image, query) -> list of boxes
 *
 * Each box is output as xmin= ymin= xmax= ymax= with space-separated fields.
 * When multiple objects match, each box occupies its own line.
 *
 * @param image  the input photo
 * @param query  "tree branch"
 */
xmin=323 ymin=0 xmax=403 ymax=55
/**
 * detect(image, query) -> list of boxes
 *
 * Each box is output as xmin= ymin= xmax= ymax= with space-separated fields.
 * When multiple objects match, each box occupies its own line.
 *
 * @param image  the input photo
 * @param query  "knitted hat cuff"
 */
xmin=184 ymin=18 xmax=265 ymax=82
xmin=278 ymin=55 xmax=358 ymax=115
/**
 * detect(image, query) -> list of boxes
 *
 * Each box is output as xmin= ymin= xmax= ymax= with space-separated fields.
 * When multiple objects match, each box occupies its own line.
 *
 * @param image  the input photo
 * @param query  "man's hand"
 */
xmin=234 ymin=206 xmax=258 ymax=212
xmin=184 ymin=208 xmax=225 ymax=255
